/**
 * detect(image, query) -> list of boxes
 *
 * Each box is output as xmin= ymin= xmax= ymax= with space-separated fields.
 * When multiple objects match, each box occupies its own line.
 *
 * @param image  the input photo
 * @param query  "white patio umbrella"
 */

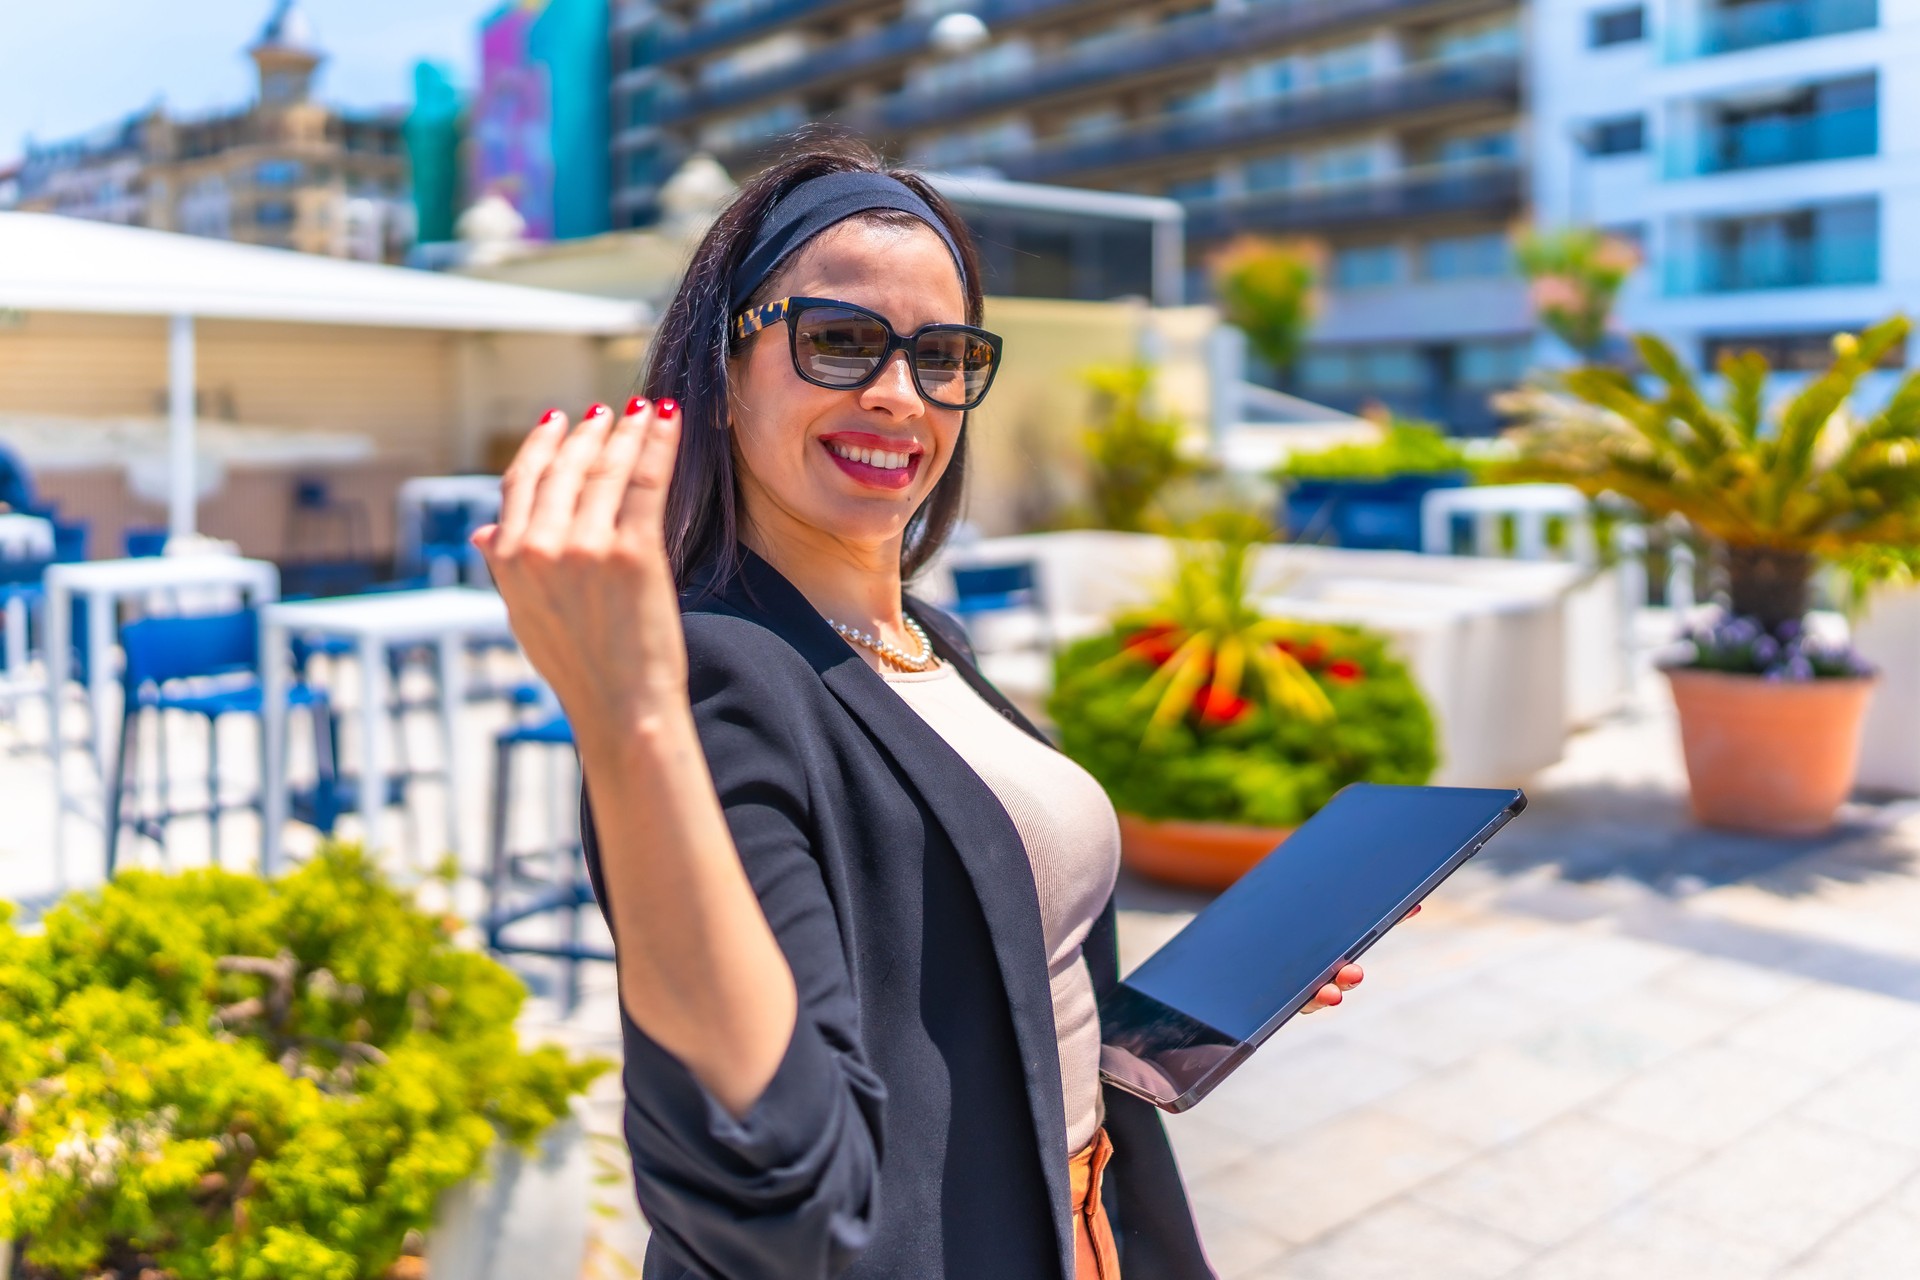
xmin=0 ymin=211 xmax=647 ymax=539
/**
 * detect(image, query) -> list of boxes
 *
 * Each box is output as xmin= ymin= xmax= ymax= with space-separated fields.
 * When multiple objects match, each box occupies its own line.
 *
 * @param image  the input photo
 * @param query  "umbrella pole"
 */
xmin=168 ymin=312 xmax=197 ymax=542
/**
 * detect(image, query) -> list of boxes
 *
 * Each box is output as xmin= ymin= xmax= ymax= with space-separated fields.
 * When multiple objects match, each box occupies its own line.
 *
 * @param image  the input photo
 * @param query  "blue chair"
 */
xmin=0 ymin=444 xmax=38 ymax=516
xmin=483 ymin=710 xmax=609 ymax=1013
xmin=417 ymin=500 xmax=487 ymax=586
xmin=106 ymin=609 xmax=326 ymax=873
xmin=123 ymin=528 xmax=168 ymax=558
xmin=947 ymin=560 xmax=1052 ymax=652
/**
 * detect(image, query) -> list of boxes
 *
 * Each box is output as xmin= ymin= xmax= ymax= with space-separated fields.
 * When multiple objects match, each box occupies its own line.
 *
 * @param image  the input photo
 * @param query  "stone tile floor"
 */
xmin=4 ymin=634 xmax=1920 ymax=1278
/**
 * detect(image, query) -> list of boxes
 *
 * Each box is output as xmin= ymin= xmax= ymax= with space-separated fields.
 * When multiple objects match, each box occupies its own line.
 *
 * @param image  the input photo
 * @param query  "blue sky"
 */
xmin=0 ymin=0 xmax=491 ymax=165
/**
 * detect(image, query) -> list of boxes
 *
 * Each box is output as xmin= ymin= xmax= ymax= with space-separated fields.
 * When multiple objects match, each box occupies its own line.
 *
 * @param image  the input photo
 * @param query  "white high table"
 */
xmin=43 ymin=554 xmax=281 ymax=887
xmin=259 ymin=587 xmax=513 ymax=874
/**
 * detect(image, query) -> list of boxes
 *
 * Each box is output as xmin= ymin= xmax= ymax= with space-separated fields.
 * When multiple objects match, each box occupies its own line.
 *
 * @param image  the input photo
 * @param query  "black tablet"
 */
xmin=1098 ymin=783 xmax=1526 ymax=1113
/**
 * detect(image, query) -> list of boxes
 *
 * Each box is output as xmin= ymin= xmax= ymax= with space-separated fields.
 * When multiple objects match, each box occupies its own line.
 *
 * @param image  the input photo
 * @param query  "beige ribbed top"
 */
xmin=880 ymin=660 xmax=1119 ymax=1156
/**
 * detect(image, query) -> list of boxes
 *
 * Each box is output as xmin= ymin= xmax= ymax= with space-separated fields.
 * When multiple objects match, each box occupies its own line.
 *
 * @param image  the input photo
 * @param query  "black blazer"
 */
xmin=581 ymin=548 xmax=1214 ymax=1280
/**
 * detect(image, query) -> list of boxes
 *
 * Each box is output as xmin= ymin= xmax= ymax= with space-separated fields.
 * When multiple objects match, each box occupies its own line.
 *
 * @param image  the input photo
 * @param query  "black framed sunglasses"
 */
xmin=732 ymin=296 xmax=1004 ymax=411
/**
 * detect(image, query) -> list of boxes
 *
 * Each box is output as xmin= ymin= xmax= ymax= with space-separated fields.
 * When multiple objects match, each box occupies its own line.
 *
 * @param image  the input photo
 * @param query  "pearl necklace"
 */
xmin=828 ymin=613 xmax=939 ymax=671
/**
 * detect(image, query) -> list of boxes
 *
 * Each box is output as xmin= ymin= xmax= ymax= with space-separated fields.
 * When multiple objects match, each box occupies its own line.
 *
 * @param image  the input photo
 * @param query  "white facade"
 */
xmin=1533 ymin=0 xmax=1920 ymax=369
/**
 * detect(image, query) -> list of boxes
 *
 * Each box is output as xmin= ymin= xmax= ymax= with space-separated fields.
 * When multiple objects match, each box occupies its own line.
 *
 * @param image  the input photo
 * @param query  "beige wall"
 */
xmin=33 ymin=459 xmax=421 ymax=563
xmin=0 ymin=311 xmax=632 ymax=474
xmin=0 ymin=310 xmax=636 ymax=557
xmin=966 ymin=297 xmax=1218 ymax=535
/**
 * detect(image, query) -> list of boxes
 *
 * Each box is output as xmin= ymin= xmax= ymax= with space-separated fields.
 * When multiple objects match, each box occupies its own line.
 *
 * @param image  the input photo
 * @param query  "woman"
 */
xmin=476 ymin=141 xmax=1376 ymax=1280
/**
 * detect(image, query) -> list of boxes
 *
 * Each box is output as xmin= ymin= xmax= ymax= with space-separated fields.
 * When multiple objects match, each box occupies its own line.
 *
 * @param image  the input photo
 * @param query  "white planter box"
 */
xmin=928 ymin=531 xmax=1589 ymax=787
xmin=427 ymin=1114 xmax=590 ymax=1280
xmin=1851 ymin=583 xmax=1920 ymax=795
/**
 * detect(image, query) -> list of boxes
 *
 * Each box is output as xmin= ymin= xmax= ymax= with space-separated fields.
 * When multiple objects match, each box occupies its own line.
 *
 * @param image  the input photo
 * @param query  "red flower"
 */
xmin=1124 ymin=623 xmax=1183 ymax=666
xmin=1324 ymin=659 xmax=1364 ymax=683
xmin=1193 ymin=685 xmax=1252 ymax=725
xmin=1275 ymin=638 xmax=1327 ymax=668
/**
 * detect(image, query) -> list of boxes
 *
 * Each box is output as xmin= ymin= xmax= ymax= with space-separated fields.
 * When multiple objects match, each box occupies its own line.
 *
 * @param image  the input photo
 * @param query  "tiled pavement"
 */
xmin=6 ymin=641 xmax=1920 ymax=1277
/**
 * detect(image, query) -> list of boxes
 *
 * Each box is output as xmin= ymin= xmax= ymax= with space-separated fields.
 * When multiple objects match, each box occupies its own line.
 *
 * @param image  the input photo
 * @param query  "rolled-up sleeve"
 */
xmin=581 ymin=618 xmax=886 ymax=1280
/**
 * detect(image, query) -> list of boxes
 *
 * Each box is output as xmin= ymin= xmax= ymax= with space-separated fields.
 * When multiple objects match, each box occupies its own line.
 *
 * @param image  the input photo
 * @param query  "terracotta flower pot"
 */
xmin=1117 ymin=813 xmax=1294 ymax=891
xmin=1666 ymin=667 xmax=1877 ymax=835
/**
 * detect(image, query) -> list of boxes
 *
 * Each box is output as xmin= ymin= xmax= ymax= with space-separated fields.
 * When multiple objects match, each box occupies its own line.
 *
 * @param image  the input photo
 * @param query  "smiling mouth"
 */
xmin=821 ymin=439 xmax=921 ymax=491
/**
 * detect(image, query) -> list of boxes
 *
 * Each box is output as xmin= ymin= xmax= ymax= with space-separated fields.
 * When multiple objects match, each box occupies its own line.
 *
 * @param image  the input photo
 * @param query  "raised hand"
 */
xmin=472 ymin=398 xmax=687 ymax=745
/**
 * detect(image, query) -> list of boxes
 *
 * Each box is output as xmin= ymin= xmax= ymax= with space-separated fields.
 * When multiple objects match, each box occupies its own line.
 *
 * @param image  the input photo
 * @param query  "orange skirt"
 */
xmin=1069 ymin=1128 xmax=1121 ymax=1280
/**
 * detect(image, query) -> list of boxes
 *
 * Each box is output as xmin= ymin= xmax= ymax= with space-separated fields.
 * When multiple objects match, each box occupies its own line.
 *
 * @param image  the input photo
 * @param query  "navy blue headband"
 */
xmin=727 ymin=171 xmax=967 ymax=312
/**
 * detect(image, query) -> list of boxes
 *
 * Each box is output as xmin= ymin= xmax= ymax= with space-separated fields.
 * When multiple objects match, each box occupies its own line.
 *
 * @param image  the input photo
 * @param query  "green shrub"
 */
xmin=1276 ymin=420 xmax=1470 ymax=482
xmin=1049 ymin=620 xmax=1437 ymax=828
xmin=0 ymin=845 xmax=607 ymax=1280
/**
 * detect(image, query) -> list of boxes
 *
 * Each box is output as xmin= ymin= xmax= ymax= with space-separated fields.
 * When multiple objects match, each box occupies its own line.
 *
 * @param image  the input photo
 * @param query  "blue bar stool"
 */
xmin=107 ymin=609 xmax=326 ymax=874
xmin=483 ymin=709 xmax=609 ymax=1013
xmin=948 ymin=559 xmax=1053 ymax=651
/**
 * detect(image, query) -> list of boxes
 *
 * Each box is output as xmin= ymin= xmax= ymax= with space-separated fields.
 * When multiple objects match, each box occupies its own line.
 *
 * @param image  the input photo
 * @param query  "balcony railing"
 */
xmin=650 ymin=0 xmax=1109 ymax=70
xmin=994 ymin=55 xmax=1520 ymax=183
xmin=1184 ymin=161 xmax=1522 ymax=240
xmin=1691 ymin=0 xmax=1875 ymax=57
xmin=869 ymin=0 xmax=1479 ymax=134
xmin=1678 ymin=105 xmax=1876 ymax=175
xmin=1667 ymin=234 xmax=1878 ymax=293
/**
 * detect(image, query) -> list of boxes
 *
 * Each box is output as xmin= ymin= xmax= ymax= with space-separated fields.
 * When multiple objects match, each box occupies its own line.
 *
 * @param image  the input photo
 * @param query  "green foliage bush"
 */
xmin=1276 ymin=420 xmax=1470 ymax=482
xmin=0 ymin=845 xmax=606 ymax=1280
xmin=1049 ymin=621 xmax=1438 ymax=828
xmin=1075 ymin=363 xmax=1200 ymax=532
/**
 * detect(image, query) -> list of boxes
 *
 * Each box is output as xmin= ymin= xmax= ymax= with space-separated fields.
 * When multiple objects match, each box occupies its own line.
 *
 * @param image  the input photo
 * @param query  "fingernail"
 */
xmin=658 ymin=398 xmax=679 ymax=417
xmin=625 ymin=396 xmax=649 ymax=417
xmin=538 ymin=408 xmax=563 ymax=426
xmin=585 ymin=402 xmax=610 ymax=419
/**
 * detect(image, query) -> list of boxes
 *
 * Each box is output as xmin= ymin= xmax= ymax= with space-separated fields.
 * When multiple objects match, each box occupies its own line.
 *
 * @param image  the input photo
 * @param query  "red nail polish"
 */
xmin=625 ymin=396 xmax=649 ymax=417
xmin=538 ymin=408 xmax=563 ymax=426
xmin=658 ymin=398 xmax=679 ymax=417
xmin=585 ymin=402 xmax=610 ymax=419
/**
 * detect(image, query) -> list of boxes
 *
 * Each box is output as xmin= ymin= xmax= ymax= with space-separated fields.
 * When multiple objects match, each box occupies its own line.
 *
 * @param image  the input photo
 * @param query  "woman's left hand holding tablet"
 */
xmin=1300 ymin=903 xmax=1422 ymax=1015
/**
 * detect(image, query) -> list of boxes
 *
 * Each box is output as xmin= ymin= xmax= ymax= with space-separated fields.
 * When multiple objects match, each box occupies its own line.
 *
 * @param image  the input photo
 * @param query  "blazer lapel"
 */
xmin=703 ymin=551 xmax=1076 ymax=1278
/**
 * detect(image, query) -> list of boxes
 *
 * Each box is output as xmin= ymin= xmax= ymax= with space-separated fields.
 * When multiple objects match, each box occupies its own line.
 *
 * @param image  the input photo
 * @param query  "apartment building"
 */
xmin=611 ymin=0 xmax=1532 ymax=431
xmin=13 ymin=2 xmax=412 ymax=262
xmin=1534 ymin=0 xmax=1911 ymax=374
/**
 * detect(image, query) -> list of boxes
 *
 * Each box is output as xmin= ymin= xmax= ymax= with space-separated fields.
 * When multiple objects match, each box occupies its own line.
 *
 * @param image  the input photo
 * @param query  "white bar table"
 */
xmin=395 ymin=476 xmax=503 ymax=588
xmin=259 ymin=587 xmax=512 ymax=874
xmin=44 ymin=554 xmax=280 ymax=886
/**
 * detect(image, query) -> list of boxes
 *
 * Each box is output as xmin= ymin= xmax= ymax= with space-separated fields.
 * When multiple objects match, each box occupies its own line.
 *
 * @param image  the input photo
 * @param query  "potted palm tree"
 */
xmin=1506 ymin=317 xmax=1920 ymax=833
xmin=1047 ymin=513 xmax=1437 ymax=888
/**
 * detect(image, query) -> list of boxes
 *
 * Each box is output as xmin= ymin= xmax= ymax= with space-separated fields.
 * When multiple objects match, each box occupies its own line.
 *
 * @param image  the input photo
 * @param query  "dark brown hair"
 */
xmin=641 ymin=134 xmax=985 ymax=593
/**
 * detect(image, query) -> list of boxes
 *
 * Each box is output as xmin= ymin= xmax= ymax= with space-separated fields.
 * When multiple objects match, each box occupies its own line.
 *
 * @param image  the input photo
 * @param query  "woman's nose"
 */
xmin=860 ymin=350 xmax=922 ymax=417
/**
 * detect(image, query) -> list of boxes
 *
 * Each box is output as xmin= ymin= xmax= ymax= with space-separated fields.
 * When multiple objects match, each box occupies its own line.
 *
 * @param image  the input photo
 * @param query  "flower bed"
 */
xmin=1050 ymin=618 xmax=1437 ymax=830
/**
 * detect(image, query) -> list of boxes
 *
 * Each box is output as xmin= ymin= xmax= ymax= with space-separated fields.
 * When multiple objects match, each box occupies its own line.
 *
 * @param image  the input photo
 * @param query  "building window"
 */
xmin=1312 ymin=143 xmax=1376 ymax=187
xmin=1694 ymin=198 xmax=1879 ymax=292
xmin=1438 ymin=127 xmax=1516 ymax=168
xmin=1333 ymin=244 xmax=1404 ymax=289
xmin=1585 ymin=115 xmax=1646 ymax=156
xmin=1244 ymin=153 xmax=1295 ymax=192
xmin=1423 ymin=232 xmax=1511 ymax=280
xmin=1162 ymin=82 xmax=1223 ymax=120
xmin=1311 ymin=42 xmax=1374 ymax=89
xmin=1300 ymin=345 xmax=1424 ymax=391
xmin=1245 ymin=56 xmax=1294 ymax=100
xmin=1703 ymin=329 xmax=1905 ymax=370
xmin=1165 ymin=173 xmax=1220 ymax=202
xmin=254 ymin=159 xmax=302 ymax=187
xmin=1063 ymin=107 xmax=1123 ymax=142
xmin=1431 ymin=15 xmax=1522 ymax=62
xmin=1590 ymin=5 xmax=1646 ymax=46
xmin=1459 ymin=340 xmax=1533 ymax=387
xmin=255 ymin=200 xmax=295 ymax=227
